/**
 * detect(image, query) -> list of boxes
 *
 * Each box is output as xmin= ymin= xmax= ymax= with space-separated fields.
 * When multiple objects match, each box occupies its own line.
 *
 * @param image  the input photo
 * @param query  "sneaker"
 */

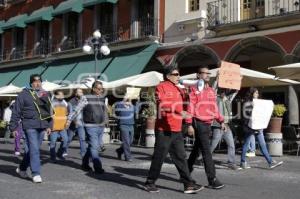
xmin=246 ymin=152 xmax=256 ymax=157
xmin=94 ymin=168 xmax=105 ymax=174
xmin=228 ymin=164 xmax=242 ymax=171
xmin=144 ymin=183 xmax=159 ymax=193
xmin=14 ymin=151 xmax=21 ymax=156
xmin=184 ymin=183 xmax=204 ymax=194
xmin=125 ymin=159 xmax=133 ymax=162
xmin=62 ymin=153 xmax=68 ymax=157
xmin=207 ymin=178 xmax=225 ymax=189
xmin=240 ymin=162 xmax=251 ymax=169
xmin=269 ymin=160 xmax=283 ymax=169
xmin=32 ymin=175 xmax=42 ymax=183
xmin=16 ymin=168 xmax=28 ymax=178
xmin=81 ymin=164 xmax=93 ymax=172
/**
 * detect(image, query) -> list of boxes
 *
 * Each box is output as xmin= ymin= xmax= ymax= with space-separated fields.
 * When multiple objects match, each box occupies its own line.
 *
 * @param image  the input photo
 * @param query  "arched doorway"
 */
xmin=171 ymin=45 xmax=220 ymax=75
xmin=225 ymin=36 xmax=286 ymax=74
xmin=226 ymin=36 xmax=298 ymax=125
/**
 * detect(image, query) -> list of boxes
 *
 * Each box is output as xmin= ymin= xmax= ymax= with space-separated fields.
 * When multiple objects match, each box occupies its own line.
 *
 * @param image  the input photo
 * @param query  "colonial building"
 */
xmin=0 ymin=0 xmax=163 ymax=86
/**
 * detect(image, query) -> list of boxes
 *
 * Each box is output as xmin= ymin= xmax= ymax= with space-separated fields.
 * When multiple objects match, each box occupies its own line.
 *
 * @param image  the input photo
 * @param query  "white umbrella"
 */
xmin=181 ymin=67 xmax=300 ymax=87
xmin=59 ymin=83 xmax=89 ymax=90
xmin=0 ymin=84 xmax=22 ymax=94
xmin=104 ymin=71 xmax=163 ymax=89
xmin=42 ymin=81 xmax=61 ymax=91
xmin=269 ymin=63 xmax=300 ymax=80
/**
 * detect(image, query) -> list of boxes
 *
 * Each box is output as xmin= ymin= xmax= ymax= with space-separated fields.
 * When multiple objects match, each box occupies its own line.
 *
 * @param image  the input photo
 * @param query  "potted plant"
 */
xmin=267 ymin=104 xmax=287 ymax=133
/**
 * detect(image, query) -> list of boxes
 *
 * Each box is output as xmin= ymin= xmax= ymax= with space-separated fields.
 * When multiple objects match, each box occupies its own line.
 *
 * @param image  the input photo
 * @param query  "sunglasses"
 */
xmin=198 ymin=72 xmax=211 ymax=75
xmin=169 ymin=73 xmax=180 ymax=76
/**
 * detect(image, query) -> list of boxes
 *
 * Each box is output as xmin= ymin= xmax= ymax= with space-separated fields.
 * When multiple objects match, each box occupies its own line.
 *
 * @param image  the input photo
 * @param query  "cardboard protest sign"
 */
xmin=125 ymin=87 xmax=141 ymax=99
xmin=218 ymin=61 xmax=242 ymax=90
xmin=248 ymin=99 xmax=274 ymax=130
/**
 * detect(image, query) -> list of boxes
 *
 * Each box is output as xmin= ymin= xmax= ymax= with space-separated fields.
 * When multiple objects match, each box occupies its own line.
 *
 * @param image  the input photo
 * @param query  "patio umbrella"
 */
xmin=104 ymin=71 xmax=163 ymax=89
xmin=0 ymin=84 xmax=22 ymax=94
xmin=269 ymin=63 xmax=300 ymax=80
xmin=42 ymin=81 xmax=61 ymax=91
xmin=181 ymin=67 xmax=300 ymax=87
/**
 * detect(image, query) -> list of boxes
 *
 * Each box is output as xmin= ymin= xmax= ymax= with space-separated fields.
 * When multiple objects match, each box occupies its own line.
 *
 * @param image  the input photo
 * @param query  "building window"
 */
xmin=96 ymin=3 xmax=114 ymax=42
xmin=36 ymin=21 xmax=50 ymax=55
xmin=189 ymin=0 xmax=200 ymax=12
xmin=138 ymin=0 xmax=154 ymax=37
xmin=63 ymin=13 xmax=79 ymax=50
xmin=12 ymin=28 xmax=24 ymax=59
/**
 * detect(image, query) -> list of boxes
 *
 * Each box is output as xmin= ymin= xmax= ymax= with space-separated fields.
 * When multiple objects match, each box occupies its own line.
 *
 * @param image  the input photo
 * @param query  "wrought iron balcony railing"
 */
xmin=0 ymin=17 xmax=158 ymax=62
xmin=207 ymin=0 xmax=300 ymax=27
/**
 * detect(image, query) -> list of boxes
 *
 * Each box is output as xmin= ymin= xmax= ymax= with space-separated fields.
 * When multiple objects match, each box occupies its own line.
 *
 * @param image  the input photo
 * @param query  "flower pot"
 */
xmin=145 ymin=118 xmax=156 ymax=148
xmin=267 ymin=117 xmax=283 ymax=133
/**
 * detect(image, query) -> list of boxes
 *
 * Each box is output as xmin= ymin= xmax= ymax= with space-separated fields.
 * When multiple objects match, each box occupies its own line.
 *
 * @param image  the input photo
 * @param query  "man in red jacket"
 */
xmin=186 ymin=66 xmax=225 ymax=189
xmin=144 ymin=66 xmax=203 ymax=194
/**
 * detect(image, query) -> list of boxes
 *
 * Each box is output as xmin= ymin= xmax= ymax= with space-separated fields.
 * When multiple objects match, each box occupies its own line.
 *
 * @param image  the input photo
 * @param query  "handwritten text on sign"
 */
xmin=218 ymin=61 xmax=242 ymax=90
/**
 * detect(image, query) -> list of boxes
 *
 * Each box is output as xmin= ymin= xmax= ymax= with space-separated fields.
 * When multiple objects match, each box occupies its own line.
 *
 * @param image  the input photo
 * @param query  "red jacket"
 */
xmin=155 ymin=81 xmax=185 ymax=132
xmin=186 ymin=85 xmax=224 ymax=125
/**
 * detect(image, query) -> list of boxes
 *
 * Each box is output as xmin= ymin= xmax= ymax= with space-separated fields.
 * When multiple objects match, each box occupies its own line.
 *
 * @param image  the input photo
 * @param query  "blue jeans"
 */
xmin=83 ymin=126 xmax=104 ymax=170
xmin=210 ymin=125 xmax=236 ymax=165
xmin=248 ymin=134 xmax=256 ymax=152
xmin=50 ymin=130 xmax=68 ymax=160
xmin=241 ymin=126 xmax=272 ymax=164
xmin=67 ymin=126 xmax=86 ymax=157
xmin=20 ymin=129 xmax=45 ymax=176
xmin=117 ymin=125 xmax=134 ymax=160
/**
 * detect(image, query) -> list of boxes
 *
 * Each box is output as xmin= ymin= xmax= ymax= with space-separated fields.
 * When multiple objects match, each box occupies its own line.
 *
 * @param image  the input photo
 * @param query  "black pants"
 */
xmin=188 ymin=120 xmax=216 ymax=182
xmin=146 ymin=131 xmax=194 ymax=185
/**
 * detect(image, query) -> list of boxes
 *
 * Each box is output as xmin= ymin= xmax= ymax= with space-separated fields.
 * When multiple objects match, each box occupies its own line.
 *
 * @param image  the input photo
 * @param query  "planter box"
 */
xmin=267 ymin=117 xmax=282 ymax=133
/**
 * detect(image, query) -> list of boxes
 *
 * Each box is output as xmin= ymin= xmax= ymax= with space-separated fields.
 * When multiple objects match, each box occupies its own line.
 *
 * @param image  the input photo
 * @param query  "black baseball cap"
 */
xmin=30 ymin=74 xmax=42 ymax=84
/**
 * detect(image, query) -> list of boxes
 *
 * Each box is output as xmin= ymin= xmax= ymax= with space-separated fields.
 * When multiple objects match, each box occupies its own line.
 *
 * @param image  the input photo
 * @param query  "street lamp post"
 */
xmin=83 ymin=30 xmax=110 ymax=80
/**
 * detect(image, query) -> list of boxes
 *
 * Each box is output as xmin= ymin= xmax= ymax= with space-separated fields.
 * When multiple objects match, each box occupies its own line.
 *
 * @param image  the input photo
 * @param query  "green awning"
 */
xmin=0 ymin=70 xmax=21 ymax=87
xmin=1 ymin=14 xmax=28 ymax=30
xmin=25 ymin=6 xmax=54 ymax=24
xmin=64 ymin=56 xmax=112 ymax=82
xmin=102 ymin=44 xmax=158 ymax=81
xmin=11 ymin=65 xmax=46 ymax=87
xmin=53 ymin=0 xmax=84 ymax=16
xmin=41 ymin=59 xmax=79 ymax=83
xmin=83 ymin=0 xmax=118 ymax=7
xmin=0 ymin=20 xmax=4 ymax=34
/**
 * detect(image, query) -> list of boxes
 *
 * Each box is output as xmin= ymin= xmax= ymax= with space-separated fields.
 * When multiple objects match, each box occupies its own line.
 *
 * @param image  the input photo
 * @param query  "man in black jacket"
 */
xmin=66 ymin=81 xmax=108 ymax=174
xmin=10 ymin=74 xmax=52 ymax=183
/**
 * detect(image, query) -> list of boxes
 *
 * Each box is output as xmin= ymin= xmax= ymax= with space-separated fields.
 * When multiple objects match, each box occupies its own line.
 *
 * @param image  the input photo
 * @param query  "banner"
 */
xmin=248 ymin=99 xmax=274 ymax=130
xmin=218 ymin=61 xmax=242 ymax=90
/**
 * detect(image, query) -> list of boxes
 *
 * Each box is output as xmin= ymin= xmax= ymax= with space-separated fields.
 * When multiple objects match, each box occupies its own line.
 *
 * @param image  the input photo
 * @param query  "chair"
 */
xmin=282 ymin=126 xmax=300 ymax=155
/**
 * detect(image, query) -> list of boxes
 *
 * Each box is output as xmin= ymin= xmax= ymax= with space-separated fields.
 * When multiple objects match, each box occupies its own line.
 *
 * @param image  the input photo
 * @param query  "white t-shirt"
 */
xmin=3 ymin=107 xmax=12 ymax=123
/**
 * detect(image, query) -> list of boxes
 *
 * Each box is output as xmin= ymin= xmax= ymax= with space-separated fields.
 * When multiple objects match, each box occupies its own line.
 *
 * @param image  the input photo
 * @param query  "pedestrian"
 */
xmin=66 ymin=81 xmax=108 ymax=174
xmin=115 ymin=97 xmax=136 ymax=161
xmin=240 ymin=87 xmax=283 ymax=169
xmin=144 ymin=66 xmax=203 ymax=194
xmin=186 ymin=66 xmax=225 ymax=189
xmin=66 ymin=88 xmax=86 ymax=157
xmin=3 ymin=101 xmax=13 ymax=143
xmin=49 ymin=91 xmax=69 ymax=163
xmin=11 ymin=74 xmax=52 ymax=183
xmin=210 ymin=88 xmax=241 ymax=170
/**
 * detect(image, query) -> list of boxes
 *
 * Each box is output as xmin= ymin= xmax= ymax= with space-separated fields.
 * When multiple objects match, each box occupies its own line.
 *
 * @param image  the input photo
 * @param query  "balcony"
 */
xmin=0 ymin=18 xmax=158 ymax=64
xmin=207 ymin=0 xmax=300 ymax=34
